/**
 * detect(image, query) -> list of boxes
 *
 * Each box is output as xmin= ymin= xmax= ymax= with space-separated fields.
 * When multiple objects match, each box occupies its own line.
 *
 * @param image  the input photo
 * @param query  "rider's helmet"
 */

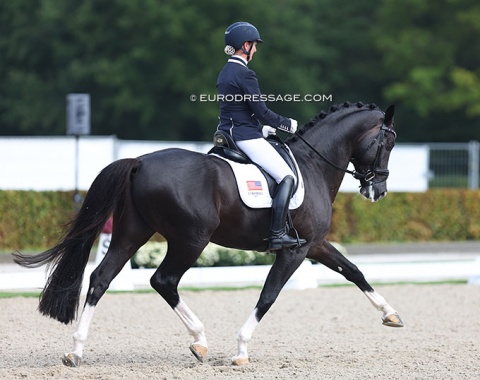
xmin=224 ymin=22 xmax=263 ymax=57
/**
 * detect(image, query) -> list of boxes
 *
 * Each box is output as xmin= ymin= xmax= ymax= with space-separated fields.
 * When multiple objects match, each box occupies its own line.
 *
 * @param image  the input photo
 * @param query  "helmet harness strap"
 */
xmin=241 ymin=41 xmax=255 ymax=62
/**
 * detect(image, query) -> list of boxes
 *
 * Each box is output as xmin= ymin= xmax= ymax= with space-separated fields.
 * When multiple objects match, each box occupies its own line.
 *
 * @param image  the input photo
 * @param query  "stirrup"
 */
xmin=268 ymin=232 xmax=306 ymax=251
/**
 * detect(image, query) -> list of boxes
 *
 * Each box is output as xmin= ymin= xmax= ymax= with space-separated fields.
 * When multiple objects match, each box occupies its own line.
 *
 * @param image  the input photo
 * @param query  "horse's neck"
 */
xmin=292 ymin=131 xmax=351 ymax=198
xmin=292 ymin=118 xmax=367 ymax=199
xmin=292 ymin=108 xmax=383 ymax=200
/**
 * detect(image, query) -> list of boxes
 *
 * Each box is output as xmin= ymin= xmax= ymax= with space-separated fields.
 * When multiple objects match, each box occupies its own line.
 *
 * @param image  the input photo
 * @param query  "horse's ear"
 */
xmin=384 ymin=104 xmax=395 ymax=127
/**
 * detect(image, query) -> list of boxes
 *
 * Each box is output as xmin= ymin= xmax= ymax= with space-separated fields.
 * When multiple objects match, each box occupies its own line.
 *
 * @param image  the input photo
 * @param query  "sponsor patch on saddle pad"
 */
xmin=212 ymin=154 xmax=305 ymax=209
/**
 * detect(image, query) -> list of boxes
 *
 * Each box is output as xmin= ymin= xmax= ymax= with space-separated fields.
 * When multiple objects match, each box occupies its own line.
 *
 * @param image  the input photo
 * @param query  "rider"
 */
xmin=216 ymin=21 xmax=306 ymax=251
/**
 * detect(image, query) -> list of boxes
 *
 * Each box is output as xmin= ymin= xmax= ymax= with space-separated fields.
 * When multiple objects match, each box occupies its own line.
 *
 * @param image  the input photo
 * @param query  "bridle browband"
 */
xmin=294 ymin=123 xmax=397 ymax=184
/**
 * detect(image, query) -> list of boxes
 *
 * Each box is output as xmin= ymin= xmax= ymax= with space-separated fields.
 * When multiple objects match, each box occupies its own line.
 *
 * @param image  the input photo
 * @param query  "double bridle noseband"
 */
xmin=294 ymin=123 xmax=397 ymax=184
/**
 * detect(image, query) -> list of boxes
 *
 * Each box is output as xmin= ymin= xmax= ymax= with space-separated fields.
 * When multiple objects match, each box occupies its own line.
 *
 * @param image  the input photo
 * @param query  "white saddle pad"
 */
xmin=212 ymin=153 xmax=305 ymax=209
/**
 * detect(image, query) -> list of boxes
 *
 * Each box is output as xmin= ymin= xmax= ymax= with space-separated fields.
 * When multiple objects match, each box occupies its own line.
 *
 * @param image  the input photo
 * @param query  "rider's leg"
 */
xmin=236 ymin=138 xmax=306 ymax=250
xmin=236 ymin=138 xmax=295 ymax=183
xmin=268 ymin=175 xmax=306 ymax=250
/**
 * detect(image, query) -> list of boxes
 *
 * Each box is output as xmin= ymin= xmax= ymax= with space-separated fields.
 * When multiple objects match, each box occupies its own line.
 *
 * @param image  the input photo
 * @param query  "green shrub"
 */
xmin=325 ymin=190 xmax=480 ymax=242
xmin=0 ymin=190 xmax=79 ymax=250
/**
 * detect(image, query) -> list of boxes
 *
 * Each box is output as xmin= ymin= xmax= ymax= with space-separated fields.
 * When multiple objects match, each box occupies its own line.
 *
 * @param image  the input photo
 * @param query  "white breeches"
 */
xmin=236 ymin=138 xmax=295 ymax=184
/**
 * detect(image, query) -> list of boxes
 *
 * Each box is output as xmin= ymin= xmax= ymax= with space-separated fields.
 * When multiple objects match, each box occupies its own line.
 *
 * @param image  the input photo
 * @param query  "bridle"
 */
xmin=294 ymin=123 xmax=397 ymax=185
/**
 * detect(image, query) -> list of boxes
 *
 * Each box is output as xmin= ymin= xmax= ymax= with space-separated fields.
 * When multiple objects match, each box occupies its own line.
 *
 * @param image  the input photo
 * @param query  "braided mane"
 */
xmin=290 ymin=101 xmax=380 ymax=143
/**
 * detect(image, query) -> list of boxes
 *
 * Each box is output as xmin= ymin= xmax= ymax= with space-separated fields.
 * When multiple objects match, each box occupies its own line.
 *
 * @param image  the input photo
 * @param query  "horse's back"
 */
xmin=138 ymin=147 xmax=204 ymax=163
xmin=133 ymin=148 xmax=223 ymax=192
xmin=130 ymin=148 xmax=233 ymax=222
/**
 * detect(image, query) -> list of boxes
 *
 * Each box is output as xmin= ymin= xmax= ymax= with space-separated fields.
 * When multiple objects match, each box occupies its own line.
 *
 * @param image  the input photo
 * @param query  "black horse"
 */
xmin=14 ymin=101 xmax=402 ymax=367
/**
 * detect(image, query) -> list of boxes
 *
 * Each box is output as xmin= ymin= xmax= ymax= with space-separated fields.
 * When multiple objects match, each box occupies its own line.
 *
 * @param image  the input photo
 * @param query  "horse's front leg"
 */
xmin=232 ymin=247 xmax=307 ymax=365
xmin=307 ymin=240 xmax=404 ymax=327
xmin=363 ymin=289 xmax=403 ymax=327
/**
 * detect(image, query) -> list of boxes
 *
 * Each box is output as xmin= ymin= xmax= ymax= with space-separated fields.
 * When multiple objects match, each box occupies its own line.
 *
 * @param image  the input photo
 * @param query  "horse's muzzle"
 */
xmin=360 ymin=184 xmax=387 ymax=202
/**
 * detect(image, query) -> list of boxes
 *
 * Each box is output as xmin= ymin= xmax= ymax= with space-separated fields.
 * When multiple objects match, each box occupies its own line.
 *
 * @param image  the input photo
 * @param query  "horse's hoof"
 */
xmin=382 ymin=312 xmax=404 ymax=327
xmin=189 ymin=343 xmax=208 ymax=363
xmin=62 ymin=352 xmax=81 ymax=367
xmin=232 ymin=356 xmax=249 ymax=366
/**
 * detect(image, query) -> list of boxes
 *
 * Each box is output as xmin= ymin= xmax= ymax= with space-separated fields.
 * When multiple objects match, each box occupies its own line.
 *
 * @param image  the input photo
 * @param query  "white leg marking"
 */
xmin=174 ymin=298 xmax=208 ymax=348
xmin=364 ymin=290 xmax=397 ymax=319
xmin=70 ymin=303 xmax=96 ymax=359
xmin=232 ymin=309 xmax=259 ymax=364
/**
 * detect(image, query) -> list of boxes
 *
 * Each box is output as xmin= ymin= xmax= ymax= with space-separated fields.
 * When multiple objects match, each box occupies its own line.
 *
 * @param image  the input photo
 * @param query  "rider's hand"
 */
xmin=289 ymin=119 xmax=298 ymax=134
xmin=262 ymin=125 xmax=276 ymax=138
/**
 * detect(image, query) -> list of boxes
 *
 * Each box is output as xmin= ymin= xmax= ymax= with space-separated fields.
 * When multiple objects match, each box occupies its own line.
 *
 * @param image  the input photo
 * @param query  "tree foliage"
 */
xmin=374 ymin=0 xmax=480 ymax=141
xmin=0 ymin=0 xmax=479 ymax=142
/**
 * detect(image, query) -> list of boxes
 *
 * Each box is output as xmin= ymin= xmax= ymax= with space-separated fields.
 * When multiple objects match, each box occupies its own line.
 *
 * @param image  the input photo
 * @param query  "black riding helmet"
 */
xmin=224 ymin=22 xmax=263 ymax=61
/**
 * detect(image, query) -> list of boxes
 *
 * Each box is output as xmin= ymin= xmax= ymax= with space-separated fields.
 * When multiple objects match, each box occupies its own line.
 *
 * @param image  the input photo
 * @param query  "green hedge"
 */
xmin=0 ymin=190 xmax=80 ymax=250
xmin=328 ymin=189 xmax=480 ymax=243
xmin=2 ymin=189 xmax=480 ymax=251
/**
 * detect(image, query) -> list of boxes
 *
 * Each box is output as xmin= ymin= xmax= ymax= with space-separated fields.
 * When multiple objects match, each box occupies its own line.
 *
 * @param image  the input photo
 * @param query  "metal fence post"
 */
xmin=468 ymin=140 xmax=479 ymax=190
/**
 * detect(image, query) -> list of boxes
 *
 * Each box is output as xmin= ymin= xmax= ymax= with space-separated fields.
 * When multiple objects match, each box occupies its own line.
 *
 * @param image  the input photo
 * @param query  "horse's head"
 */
xmin=351 ymin=105 xmax=396 ymax=202
xmin=291 ymin=102 xmax=397 ymax=202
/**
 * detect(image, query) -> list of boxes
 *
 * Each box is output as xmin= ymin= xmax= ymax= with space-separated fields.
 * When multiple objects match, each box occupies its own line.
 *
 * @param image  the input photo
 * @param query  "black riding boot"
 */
xmin=268 ymin=175 xmax=306 ymax=251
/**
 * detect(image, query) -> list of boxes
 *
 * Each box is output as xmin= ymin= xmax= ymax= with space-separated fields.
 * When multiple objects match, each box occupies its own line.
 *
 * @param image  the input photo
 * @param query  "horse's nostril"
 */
xmin=378 ymin=191 xmax=387 ymax=200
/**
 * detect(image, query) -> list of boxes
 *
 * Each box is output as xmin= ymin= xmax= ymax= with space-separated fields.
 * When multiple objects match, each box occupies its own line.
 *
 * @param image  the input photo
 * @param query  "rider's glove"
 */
xmin=289 ymin=119 xmax=298 ymax=134
xmin=262 ymin=125 xmax=277 ymax=138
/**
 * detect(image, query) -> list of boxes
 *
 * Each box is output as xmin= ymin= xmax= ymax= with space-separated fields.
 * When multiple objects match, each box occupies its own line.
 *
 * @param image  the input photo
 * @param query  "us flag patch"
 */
xmin=246 ymin=180 xmax=262 ymax=191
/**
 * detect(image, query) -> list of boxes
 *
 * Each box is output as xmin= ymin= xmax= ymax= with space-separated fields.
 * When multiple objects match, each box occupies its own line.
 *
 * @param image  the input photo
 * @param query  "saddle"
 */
xmin=208 ymin=130 xmax=299 ymax=197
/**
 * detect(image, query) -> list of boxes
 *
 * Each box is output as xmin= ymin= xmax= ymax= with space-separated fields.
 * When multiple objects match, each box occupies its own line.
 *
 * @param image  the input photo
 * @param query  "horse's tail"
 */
xmin=13 ymin=158 xmax=141 ymax=324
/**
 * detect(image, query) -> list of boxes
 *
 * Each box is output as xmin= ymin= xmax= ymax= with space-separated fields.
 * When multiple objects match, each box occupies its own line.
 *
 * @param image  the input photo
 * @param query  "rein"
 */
xmin=293 ymin=124 xmax=397 ymax=183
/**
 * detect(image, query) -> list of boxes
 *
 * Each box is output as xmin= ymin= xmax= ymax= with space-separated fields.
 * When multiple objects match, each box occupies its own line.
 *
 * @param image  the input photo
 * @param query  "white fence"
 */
xmin=427 ymin=141 xmax=480 ymax=189
xmin=0 ymin=136 xmax=429 ymax=192
xmin=1 ymin=253 xmax=479 ymax=292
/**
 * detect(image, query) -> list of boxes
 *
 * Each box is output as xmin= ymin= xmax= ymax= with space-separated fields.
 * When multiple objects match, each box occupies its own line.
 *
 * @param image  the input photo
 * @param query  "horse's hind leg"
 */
xmin=307 ymin=240 xmax=404 ymax=327
xmin=233 ymin=247 xmax=307 ymax=365
xmin=63 ymin=209 xmax=154 ymax=367
xmin=149 ymin=239 xmax=209 ymax=363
